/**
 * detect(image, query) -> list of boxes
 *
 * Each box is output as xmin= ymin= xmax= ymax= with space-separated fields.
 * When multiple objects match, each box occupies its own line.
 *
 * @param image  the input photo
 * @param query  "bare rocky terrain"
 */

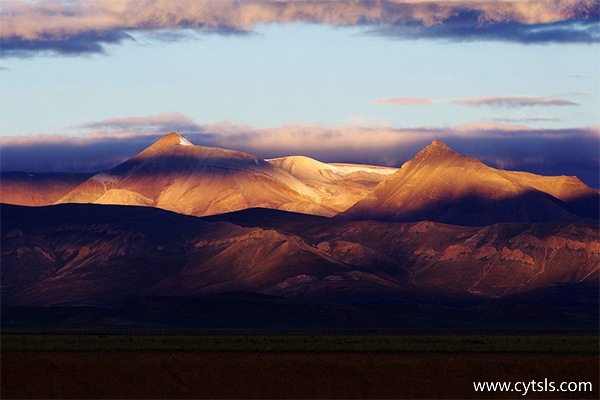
xmin=1 ymin=204 xmax=597 ymax=329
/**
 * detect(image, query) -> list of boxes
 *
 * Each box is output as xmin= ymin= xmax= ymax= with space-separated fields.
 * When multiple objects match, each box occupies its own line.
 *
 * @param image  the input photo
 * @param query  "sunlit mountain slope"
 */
xmin=341 ymin=140 xmax=597 ymax=225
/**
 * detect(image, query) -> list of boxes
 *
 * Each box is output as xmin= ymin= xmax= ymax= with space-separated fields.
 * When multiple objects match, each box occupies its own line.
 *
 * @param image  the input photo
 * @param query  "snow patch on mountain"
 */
xmin=331 ymin=164 xmax=398 ymax=176
xmin=178 ymin=136 xmax=193 ymax=146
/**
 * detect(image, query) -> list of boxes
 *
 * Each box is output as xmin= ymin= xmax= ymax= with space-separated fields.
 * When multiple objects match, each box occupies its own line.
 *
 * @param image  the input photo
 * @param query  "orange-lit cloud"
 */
xmin=1 ymin=0 xmax=598 ymax=56
xmin=373 ymin=97 xmax=435 ymax=105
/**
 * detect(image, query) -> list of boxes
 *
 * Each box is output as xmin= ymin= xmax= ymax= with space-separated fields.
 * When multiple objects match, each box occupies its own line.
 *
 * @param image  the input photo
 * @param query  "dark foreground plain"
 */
xmin=2 ymin=352 xmax=597 ymax=399
xmin=2 ymin=335 xmax=598 ymax=399
xmin=3 ymin=334 xmax=598 ymax=352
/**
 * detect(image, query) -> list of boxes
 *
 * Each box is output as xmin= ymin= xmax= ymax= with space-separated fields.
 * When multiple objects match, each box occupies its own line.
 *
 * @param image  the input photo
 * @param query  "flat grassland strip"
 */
xmin=2 ymin=334 xmax=598 ymax=352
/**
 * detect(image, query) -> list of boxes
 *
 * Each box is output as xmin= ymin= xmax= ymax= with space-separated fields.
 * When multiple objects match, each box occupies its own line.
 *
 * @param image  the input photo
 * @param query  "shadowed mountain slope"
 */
xmin=504 ymin=171 xmax=600 ymax=220
xmin=340 ymin=140 xmax=598 ymax=225
xmin=1 ymin=204 xmax=350 ymax=306
xmin=208 ymin=208 xmax=599 ymax=298
xmin=2 ymin=204 xmax=597 ymax=307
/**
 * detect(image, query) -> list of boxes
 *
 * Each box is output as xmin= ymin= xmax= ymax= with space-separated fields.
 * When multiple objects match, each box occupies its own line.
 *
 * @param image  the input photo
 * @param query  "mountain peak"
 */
xmin=412 ymin=139 xmax=458 ymax=163
xmin=430 ymin=139 xmax=449 ymax=149
xmin=153 ymin=132 xmax=194 ymax=148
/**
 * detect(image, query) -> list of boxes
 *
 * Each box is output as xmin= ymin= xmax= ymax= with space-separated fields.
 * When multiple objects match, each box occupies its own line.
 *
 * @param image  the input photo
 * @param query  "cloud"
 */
xmin=1 ymin=0 xmax=598 ymax=56
xmin=373 ymin=97 xmax=435 ymax=105
xmin=371 ymin=19 xmax=599 ymax=44
xmin=567 ymin=74 xmax=600 ymax=80
xmin=76 ymin=112 xmax=204 ymax=134
xmin=450 ymin=96 xmax=579 ymax=107
xmin=0 ymin=30 xmax=134 ymax=57
xmin=491 ymin=116 xmax=562 ymax=123
xmin=1 ymin=113 xmax=598 ymax=187
xmin=374 ymin=95 xmax=579 ymax=108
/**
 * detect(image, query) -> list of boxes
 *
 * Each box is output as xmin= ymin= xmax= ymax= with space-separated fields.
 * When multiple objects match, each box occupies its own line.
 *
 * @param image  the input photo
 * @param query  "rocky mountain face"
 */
xmin=2 ymin=204 xmax=597 ymax=307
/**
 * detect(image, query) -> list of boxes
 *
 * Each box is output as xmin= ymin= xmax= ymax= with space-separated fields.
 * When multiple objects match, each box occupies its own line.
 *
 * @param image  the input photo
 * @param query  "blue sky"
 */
xmin=0 ymin=0 xmax=599 ymax=185
xmin=2 ymin=23 xmax=598 ymax=134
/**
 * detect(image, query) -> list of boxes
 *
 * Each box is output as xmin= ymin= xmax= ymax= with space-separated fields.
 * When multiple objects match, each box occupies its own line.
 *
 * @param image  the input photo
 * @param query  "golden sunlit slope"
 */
xmin=56 ymin=133 xmax=335 ymax=217
xmin=267 ymin=155 xmax=397 ymax=212
xmin=504 ymin=171 xmax=600 ymax=219
xmin=0 ymin=172 xmax=92 ymax=206
xmin=341 ymin=140 xmax=597 ymax=225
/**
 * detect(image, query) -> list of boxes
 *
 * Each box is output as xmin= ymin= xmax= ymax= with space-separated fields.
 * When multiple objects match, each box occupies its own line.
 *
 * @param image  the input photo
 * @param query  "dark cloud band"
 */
xmin=372 ymin=20 xmax=599 ymax=44
xmin=374 ymin=96 xmax=580 ymax=108
xmin=1 ymin=0 xmax=598 ymax=57
xmin=1 ymin=114 xmax=598 ymax=187
xmin=1 ymin=30 xmax=134 ymax=57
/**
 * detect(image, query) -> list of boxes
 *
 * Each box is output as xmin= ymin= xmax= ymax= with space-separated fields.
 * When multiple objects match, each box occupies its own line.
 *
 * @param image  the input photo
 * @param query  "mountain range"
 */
xmin=3 ymin=133 xmax=597 ymax=225
xmin=1 ymin=133 xmax=598 ymax=330
xmin=49 ymin=132 xmax=398 ymax=218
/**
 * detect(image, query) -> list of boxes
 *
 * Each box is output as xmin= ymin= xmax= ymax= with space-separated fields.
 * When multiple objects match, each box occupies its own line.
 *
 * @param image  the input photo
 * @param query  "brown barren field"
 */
xmin=1 ymin=352 xmax=598 ymax=399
